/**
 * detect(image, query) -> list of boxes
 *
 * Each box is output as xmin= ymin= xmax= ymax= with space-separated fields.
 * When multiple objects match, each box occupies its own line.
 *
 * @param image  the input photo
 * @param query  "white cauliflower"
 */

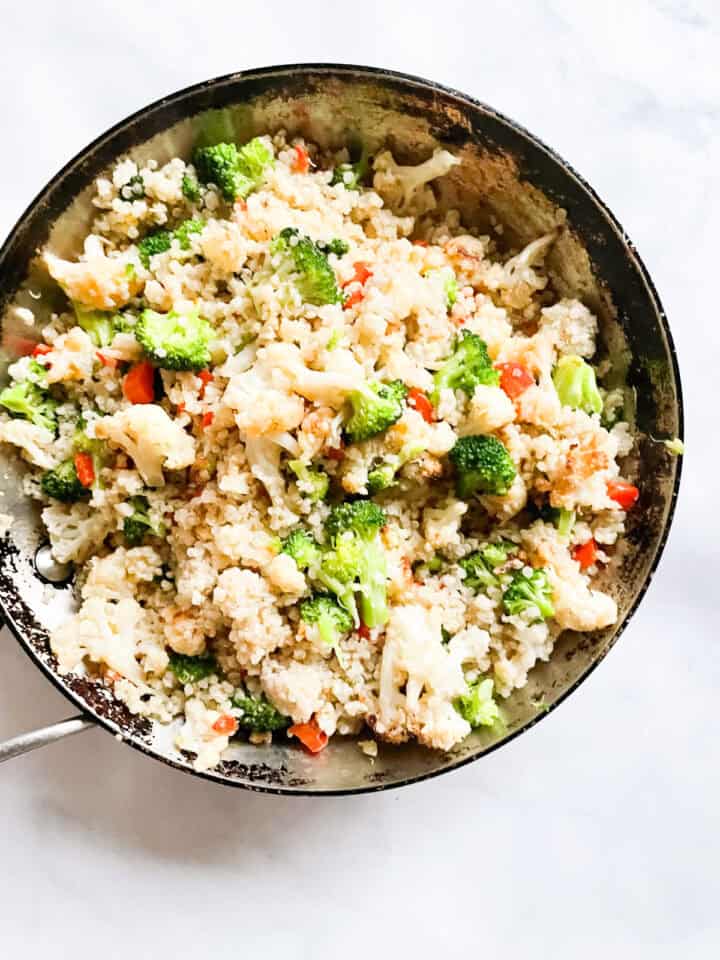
xmin=264 ymin=553 xmax=307 ymax=596
xmin=42 ymin=502 xmax=115 ymax=564
xmin=223 ymin=352 xmax=305 ymax=438
xmin=373 ymin=148 xmax=459 ymax=213
xmin=175 ymin=698 xmax=232 ymax=772
xmin=460 ymin=384 xmax=516 ymax=435
xmin=261 ymin=342 xmax=365 ymax=408
xmin=44 ymin=235 xmax=141 ymax=310
xmin=538 ymin=299 xmax=598 ymax=359
xmin=51 ymin=596 xmax=149 ymax=682
xmin=244 ymin=436 xmax=299 ymax=530
xmin=44 ymin=327 xmax=96 ymax=383
xmin=0 ymin=420 xmax=58 ymax=469
xmin=94 ymin=405 xmax=195 ymax=486
xmin=260 ymin=657 xmax=329 ymax=724
xmin=422 ymin=498 xmax=468 ymax=552
xmin=82 ymin=546 xmax=163 ymax=601
xmin=374 ymin=604 xmax=470 ymax=751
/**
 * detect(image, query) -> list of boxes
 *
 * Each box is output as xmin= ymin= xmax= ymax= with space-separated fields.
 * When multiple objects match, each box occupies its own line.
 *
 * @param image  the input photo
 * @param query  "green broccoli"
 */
xmin=344 ymin=380 xmax=407 ymax=444
xmin=271 ymin=227 xmax=343 ymax=305
xmin=174 ymin=218 xmax=204 ymax=250
xmin=317 ymin=238 xmax=350 ymax=257
xmin=503 ymin=567 xmax=554 ymax=621
xmin=330 ymin=146 xmax=369 ymax=191
xmin=118 ymin=174 xmax=145 ymax=202
xmin=300 ymin=593 xmax=353 ymax=648
xmin=552 ymin=355 xmax=603 ymax=416
xmin=168 ymin=651 xmax=217 ymax=684
xmin=316 ymin=530 xmax=364 ymax=623
xmin=287 ymin=460 xmax=329 ymax=501
xmin=135 ymin=308 xmax=214 ymax=371
xmin=367 ymin=438 xmax=425 ymax=494
xmin=449 ymin=435 xmax=517 ymax=498
xmin=137 ymin=229 xmax=173 ymax=267
xmin=73 ymin=302 xmax=115 ymax=348
xmin=26 ymin=359 xmax=49 ymax=385
xmin=192 ymin=137 xmax=274 ymax=201
xmin=323 ymin=500 xmax=388 ymax=628
xmin=122 ymin=495 xmax=164 ymax=546
xmin=539 ymin=505 xmax=575 ymax=538
xmin=455 ymin=677 xmax=500 ymax=728
xmin=231 ymin=694 xmax=290 ymax=733
xmin=459 ymin=541 xmax=515 ymax=592
xmin=281 ymin=528 xmax=321 ymax=570
xmin=40 ymin=458 xmax=88 ymax=502
xmin=431 ymin=331 xmax=499 ymax=404
xmin=0 ymin=380 xmax=57 ymax=433
xmin=181 ymin=173 xmax=201 ymax=202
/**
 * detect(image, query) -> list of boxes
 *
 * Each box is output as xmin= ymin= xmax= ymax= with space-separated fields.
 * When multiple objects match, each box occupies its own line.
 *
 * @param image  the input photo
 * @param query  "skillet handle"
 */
xmin=0 ymin=715 xmax=96 ymax=763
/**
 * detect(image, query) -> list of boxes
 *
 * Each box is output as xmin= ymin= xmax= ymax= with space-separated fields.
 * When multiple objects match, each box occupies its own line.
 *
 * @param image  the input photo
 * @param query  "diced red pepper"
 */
xmin=96 ymin=351 xmax=118 ymax=369
xmin=343 ymin=261 xmax=372 ymax=288
xmin=197 ymin=368 xmax=213 ymax=398
xmin=201 ymin=411 xmax=214 ymax=428
xmin=357 ymin=623 xmax=371 ymax=641
xmin=212 ymin=714 xmax=238 ymax=736
xmin=32 ymin=343 xmax=53 ymax=357
xmin=495 ymin=362 xmax=534 ymax=399
xmin=407 ymin=387 xmax=434 ymax=423
xmin=291 ymin=144 xmax=311 ymax=174
xmin=413 ymin=239 xmax=428 ymax=247
xmin=5 ymin=335 xmax=39 ymax=356
xmin=606 ymin=479 xmax=640 ymax=510
xmin=176 ymin=401 xmax=186 ymax=415
xmin=572 ymin=539 xmax=598 ymax=570
xmin=343 ymin=288 xmax=364 ymax=309
xmin=325 ymin=445 xmax=345 ymax=461
xmin=234 ymin=198 xmax=247 ymax=213
xmin=288 ymin=717 xmax=328 ymax=754
xmin=122 ymin=361 xmax=155 ymax=403
xmin=74 ymin=451 xmax=95 ymax=488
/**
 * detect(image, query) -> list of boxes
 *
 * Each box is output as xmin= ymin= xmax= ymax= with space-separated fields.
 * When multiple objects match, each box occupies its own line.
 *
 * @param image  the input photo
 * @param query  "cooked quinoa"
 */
xmin=0 ymin=133 xmax=638 ymax=770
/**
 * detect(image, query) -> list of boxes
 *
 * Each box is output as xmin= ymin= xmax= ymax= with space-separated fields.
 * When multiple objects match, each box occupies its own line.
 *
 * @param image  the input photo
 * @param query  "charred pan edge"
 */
xmin=0 ymin=64 xmax=683 ymax=795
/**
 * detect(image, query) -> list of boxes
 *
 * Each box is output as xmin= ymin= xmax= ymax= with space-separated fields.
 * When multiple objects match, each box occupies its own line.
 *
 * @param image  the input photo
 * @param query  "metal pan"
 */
xmin=0 ymin=64 xmax=683 ymax=794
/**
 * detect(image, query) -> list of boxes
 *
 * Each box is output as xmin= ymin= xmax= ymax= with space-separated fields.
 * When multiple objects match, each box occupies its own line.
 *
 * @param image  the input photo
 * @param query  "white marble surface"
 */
xmin=1 ymin=1 xmax=717 ymax=955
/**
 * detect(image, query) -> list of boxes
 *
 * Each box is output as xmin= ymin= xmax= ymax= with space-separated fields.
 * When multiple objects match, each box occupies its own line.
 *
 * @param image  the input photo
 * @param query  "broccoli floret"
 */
xmin=40 ymin=458 xmax=87 ymax=502
xmin=323 ymin=501 xmax=388 ymax=628
xmin=344 ymin=380 xmax=407 ymax=444
xmin=317 ymin=238 xmax=350 ymax=257
xmin=367 ymin=438 xmax=425 ymax=494
xmin=118 ymin=174 xmax=145 ymax=201
xmin=539 ymin=505 xmax=575 ymax=538
xmin=431 ymin=331 xmax=499 ymax=404
xmin=0 ymin=380 xmax=57 ymax=433
xmin=26 ymin=359 xmax=49 ymax=385
xmin=316 ymin=532 xmax=364 ymax=624
xmin=455 ymin=677 xmax=500 ymax=728
xmin=137 ymin=229 xmax=173 ymax=268
xmin=459 ymin=541 xmax=515 ymax=592
xmin=168 ymin=651 xmax=217 ymax=684
xmin=503 ymin=567 xmax=555 ymax=621
xmin=122 ymin=495 xmax=164 ymax=546
xmin=552 ymin=355 xmax=603 ymax=415
xmin=281 ymin=529 xmax=321 ymax=570
xmin=231 ymin=694 xmax=290 ymax=733
xmin=271 ymin=227 xmax=343 ymax=306
xmin=330 ymin=146 xmax=369 ymax=191
xmin=300 ymin=593 xmax=353 ymax=648
xmin=73 ymin=302 xmax=115 ymax=347
xmin=449 ymin=435 xmax=517 ymax=498
xmin=287 ymin=460 xmax=329 ymax=501
xmin=174 ymin=218 xmax=204 ymax=250
xmin=181 ymin=173 xmax=201 ymax=202
xmin=192 ymin=137 xmax=274 ymax=201
xmin=135 ymin=308 xmax=213 ymax=371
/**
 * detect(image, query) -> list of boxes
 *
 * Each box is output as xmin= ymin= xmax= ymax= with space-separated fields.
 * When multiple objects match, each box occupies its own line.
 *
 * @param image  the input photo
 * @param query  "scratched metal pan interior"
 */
xmin=0 ymin=64 xmax=682 ymax=794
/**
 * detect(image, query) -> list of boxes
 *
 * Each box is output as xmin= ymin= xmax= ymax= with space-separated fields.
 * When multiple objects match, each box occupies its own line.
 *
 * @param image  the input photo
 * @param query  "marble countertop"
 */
xmin=1 ymin=1 xmax=717 ymax=956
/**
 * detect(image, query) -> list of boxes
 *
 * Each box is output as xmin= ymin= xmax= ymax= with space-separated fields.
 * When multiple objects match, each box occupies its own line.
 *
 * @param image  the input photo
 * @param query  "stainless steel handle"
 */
xmin=0 ymin=715 xmax=95 ymax=762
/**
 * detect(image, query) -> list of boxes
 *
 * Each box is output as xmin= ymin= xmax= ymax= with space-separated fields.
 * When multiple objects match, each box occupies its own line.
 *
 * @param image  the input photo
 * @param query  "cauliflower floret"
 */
xmin=200 ymin=219 xmax=249 ymax=274
xmin=260 ymin=657 xmax=329 ymax=724
xmin=0 ymin=419 xmax=58 ymax=469
xmin=264 ymin=553 xmax=307 ymax=596
xmin=373 ymin=148 xmax=459 ymax=213
xmin=422 ymin=498 xmax=468 ymax=551
xmin=261 ymin=342 xmax=365 ymax=408
xmin=50 ymin=596 xmax=149 ymax=682
xmin=223 ymin=354 xmax=305 ymax=438
xmin=94 ymin=405 xmax=195 ymax=486
xmin=82 ymin=546 xmax=163 ymax=601
xmin=479 ymin=473 xmax=527 ymax=521
xmin=44 ymin=327 xmax=96 ymax=383
xmin=549 ymin=569 xmax=617 ymax=632
xmin=42 ymin=501 xmax=114 ymax=564
xmin=213 ymin=567 xmax=291 ymax=666
xmin=448 ymin=626 xmax=492 ymax=673
xmin=44 ymin=235 xmax=141 ymax=310
xmin=514 ymin=381 xmax=562 ymax=429
xmin=538 ymin=299 xmax=598 ymax=359
xmin=460 ymin=384 xmax=516 ymax=435
xmin=374 ymin=604 xmax=470 ymax=751
xmin=244 ymin=436 xmax=299 ymax=531
xmin=175 ymin=698 xmax=231 ymax=772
